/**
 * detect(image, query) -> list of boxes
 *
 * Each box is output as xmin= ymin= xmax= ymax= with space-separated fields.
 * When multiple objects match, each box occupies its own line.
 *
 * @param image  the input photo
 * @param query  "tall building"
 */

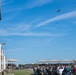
xmin=0 ymin=43 xmax=6 ymax=72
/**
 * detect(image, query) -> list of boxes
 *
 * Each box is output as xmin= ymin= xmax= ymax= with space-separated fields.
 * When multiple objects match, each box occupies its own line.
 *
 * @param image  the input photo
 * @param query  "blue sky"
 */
xmin=0 ymin=0 xmax=76 ymax=64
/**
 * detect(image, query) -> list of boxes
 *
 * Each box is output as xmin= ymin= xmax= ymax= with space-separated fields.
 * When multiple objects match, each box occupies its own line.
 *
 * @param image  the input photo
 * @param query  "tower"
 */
xmin=0 ymin=0 xmax=1 ymax=20
xmin=0 ymin=43 xmax=6 ymax=72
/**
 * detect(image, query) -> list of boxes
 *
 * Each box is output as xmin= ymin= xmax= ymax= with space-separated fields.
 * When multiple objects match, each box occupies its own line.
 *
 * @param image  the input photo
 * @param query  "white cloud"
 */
xmin=5 ymin=48 xmax=25 ymax=52
xmin=0 ymin=22 xmax=66 ymax=37
xmin=0 ymin=38 xmax=12 ymax=41
xmin=37 ymin=11 xmax=76 ymax=27
xmin=26 ymin=0 xmax=52 ymax=8
xmin=3 ymin=0 xmax=52 ymax=13
xmin=0 ymin=29 xmax=8 ymax=36
xmin=65 ymin=48 xmax=75 ymax=50
xmin=29 ymin=38 xmax=54 ymax=46
xmin=3 ymin=12 xmax=19 ymax=21
xmin=0 ymin=28 xmax=65 ymax=37
xmin=2 ymin=0 xmax=14 ymax=5
xmin=73 ymin=21 xmax=76 ymax=24
xmin=8 ymin=24 xmax=31 ymax=32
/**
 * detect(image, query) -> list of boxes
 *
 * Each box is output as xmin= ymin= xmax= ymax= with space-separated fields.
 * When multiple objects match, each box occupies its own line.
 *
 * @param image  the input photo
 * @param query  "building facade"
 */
xmin=0 ymin=43 xmax=6 ymax=72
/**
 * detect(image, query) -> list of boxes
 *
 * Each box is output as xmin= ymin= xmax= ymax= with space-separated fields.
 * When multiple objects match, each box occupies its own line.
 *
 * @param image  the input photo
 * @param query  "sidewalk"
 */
xmin=7 ymin=74 xmax=14 ymax=75
xmin=0 ymin=72 xmax=14 ymax=75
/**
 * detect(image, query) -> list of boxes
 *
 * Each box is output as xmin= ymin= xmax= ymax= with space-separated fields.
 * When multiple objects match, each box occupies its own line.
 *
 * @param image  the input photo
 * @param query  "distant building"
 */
xmin=37 ymin=59 xmax=73 ymax=65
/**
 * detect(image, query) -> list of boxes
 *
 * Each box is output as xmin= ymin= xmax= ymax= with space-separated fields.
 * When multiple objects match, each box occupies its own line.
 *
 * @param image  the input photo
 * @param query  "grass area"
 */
xmin=9 ymin=69 xmax=34 ymax=75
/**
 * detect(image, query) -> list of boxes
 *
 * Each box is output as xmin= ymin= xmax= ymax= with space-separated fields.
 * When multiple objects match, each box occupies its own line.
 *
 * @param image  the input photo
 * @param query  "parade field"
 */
xmin=9 ymin=69 xmax=34 ymax=75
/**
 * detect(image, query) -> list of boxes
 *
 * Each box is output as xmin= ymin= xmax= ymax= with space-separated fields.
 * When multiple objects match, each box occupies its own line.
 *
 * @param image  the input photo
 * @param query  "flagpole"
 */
xmin=0 ymin=43 xmax=2 ymax=72
xmin=0 ymin=0 xmax=1 ymax=20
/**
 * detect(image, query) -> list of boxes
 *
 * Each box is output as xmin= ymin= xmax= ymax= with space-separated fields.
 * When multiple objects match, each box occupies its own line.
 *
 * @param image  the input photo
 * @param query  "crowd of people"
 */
xmin=33 ymin=65 xmax=76 ymax=75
